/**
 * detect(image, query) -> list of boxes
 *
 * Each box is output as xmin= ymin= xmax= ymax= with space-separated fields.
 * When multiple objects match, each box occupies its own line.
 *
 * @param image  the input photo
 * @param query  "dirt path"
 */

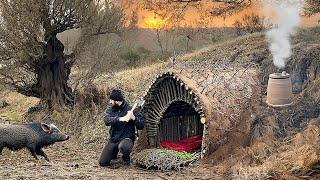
xmin=0 ymin=141 xmax=221 ymax=179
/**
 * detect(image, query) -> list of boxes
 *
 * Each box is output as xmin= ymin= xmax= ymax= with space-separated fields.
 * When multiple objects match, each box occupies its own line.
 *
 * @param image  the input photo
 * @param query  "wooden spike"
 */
xmin=173 ymin=82 xmax=178 ymax=101
xmin=161 ymin=80 xmax=168 ymax=105
xmin=186 ymin=89 xmax=193 ymax=104
xmin=187 ymin=90 xmax=194 ymax=103
xmin=156 ymin=93 xmax=165 ymax=110
xmin=194 ymin=104 xmax=201 ymax=111
xmin=178 ymin=83 xmax=183 ymax=101
xmin=153 ymin=97 xmax=163 ymax=113
xmin=150 ymin=100 xmax=162 ymax=115
xmin=166 ymin=78 xmax=172 ymax=103
xmin=149 ymin=107 xmax=162 ymax=119
xmin=172 ymin=78 xmax=178 ymax=100
xmin=176 ymin=81 xmax=181 ymax=100
xmin=159 ymin=84 xmax=167 ymax=109
xmin=147 ymin=110 xmax=161 ymax=122
xmin=146 ymin=116 xmax=158 ymax=124
xmin=164 ymin=80 xmax=171 ymax=105
xmin=168 ymin=78 xmax=175 ymax=102
xmin=182 ymin=86 xmax=188 ymax=102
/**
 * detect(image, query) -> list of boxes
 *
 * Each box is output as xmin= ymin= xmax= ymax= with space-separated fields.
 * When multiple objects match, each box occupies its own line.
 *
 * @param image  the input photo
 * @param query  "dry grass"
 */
xmin=179 ymin=31 xmax=265 ymax=61
xmin=93 ymin=62 xmax=167 ymax=101
xmin=230 ymin=120 xmax=320 ymax=179
xmin=0 ymin=90 xmax=39 ymax=122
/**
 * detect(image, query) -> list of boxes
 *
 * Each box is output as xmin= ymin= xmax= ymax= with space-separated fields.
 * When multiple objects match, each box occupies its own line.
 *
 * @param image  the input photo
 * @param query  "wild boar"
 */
xmin=0 ymin=122 xmax=69 ymax=161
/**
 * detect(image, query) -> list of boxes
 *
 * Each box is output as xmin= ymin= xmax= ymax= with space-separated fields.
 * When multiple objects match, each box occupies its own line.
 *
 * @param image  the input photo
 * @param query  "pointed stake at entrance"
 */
xmin=201 ymin=124 xmax=207 ymax=159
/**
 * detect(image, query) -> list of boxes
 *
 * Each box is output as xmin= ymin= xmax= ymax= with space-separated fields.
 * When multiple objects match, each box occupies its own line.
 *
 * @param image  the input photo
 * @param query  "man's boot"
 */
xmin=122 ymin=155 xmax=130 ymax=166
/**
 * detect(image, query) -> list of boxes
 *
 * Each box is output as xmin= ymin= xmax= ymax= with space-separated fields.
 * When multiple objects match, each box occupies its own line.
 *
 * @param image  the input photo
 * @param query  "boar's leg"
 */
xmin=0 ymin=145 xmax=3 ymax=155
xmin=28 ymin=146 xmax=38 ymax=160
xmin=36 ymin=148 xmax=49 ymax=161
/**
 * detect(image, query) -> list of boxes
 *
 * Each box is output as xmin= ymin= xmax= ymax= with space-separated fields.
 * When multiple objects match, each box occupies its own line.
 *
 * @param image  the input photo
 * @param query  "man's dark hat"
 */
xmin=109 ymin=89 xmax=124 ymax=101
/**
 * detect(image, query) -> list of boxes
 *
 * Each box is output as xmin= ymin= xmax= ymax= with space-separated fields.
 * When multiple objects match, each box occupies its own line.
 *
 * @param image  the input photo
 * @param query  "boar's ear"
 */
xmin=41 ymin=123 xmax=51 ymax=133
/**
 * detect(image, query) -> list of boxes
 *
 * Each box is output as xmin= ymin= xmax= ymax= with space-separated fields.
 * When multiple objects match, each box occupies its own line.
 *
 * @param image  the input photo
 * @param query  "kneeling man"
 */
xmin=99 ymin=89 xmax=144 ymax=167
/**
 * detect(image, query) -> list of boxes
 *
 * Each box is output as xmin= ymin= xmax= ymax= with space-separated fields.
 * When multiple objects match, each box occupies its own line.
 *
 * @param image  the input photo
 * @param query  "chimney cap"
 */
xmin=269 ymin=72 xmax=290 ymax=79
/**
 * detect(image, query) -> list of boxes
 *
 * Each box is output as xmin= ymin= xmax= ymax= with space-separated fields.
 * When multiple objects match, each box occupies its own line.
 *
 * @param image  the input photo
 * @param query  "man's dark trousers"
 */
xmin=99 ymin=138 xmax=133 ymax=166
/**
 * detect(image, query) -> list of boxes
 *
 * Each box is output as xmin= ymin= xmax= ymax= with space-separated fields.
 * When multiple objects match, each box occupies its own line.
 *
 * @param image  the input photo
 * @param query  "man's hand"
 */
xmin=129 ymin=111 xmax=135 ymax=120
xmin=119 ymin=110 xmax=135 ymax=122
xmin=119 ymin=113 xmax=130 ymax=122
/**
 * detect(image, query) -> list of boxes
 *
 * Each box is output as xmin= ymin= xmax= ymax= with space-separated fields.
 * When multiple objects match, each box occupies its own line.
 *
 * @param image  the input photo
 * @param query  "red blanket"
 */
xmin=159 ymin=135 xmax=202 ymax=152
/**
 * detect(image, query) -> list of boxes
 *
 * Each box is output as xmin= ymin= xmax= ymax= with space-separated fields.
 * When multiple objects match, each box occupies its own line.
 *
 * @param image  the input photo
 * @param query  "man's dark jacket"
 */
xmin=103 ymin=101 xmax=144 ymax=143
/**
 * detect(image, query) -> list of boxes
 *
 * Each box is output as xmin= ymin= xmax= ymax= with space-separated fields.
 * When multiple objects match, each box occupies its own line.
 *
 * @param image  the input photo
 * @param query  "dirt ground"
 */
xmin=0 ymin=140 xmax=221 ymax=180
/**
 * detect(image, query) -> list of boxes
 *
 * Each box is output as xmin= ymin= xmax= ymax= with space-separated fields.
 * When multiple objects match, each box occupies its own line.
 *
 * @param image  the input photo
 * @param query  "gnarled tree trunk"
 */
xmin=25 ymin=35 xmax=75 ymax=110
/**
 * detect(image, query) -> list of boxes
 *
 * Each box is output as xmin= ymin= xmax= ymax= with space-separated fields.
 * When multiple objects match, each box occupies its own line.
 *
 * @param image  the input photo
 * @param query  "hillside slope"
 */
xmin=0 ymin=26 xmax=319 ymax=179
xmin=93 ymin=26 xmax=320 ymax=178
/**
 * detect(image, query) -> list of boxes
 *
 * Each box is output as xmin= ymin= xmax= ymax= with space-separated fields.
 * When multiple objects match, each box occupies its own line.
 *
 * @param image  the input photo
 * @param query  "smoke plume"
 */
xmin=264 ymin=0 xmax=304 ymax=69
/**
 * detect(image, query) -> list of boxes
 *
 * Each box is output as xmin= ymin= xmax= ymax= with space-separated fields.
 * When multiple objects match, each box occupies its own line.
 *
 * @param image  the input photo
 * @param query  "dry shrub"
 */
xmin=233 ymin=13 xmax=266 ymax=36
xmin=133 ymin=148 xmax=200 ymax=171
xmin=74 ymin=82 xmax=108 ymax=112
xmin=269 ymin=121 xmax=320 ymax=176
xmin=79 ymin=112 xmax=108 ymax=148
xmin=304 ymin=78 xmax=320 ymax=103
xmin=67 ymin=84 xmax=110 ymax=146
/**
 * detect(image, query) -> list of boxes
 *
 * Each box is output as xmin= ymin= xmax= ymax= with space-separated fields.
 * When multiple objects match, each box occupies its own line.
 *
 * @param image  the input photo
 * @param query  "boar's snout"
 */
xmin=41 ymin=123 xmax=70 ymax=142
xmin=63 ymin=135 xmax=70 ymax=141
xmin=57 ymin=134 xmax=69 ymax=142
